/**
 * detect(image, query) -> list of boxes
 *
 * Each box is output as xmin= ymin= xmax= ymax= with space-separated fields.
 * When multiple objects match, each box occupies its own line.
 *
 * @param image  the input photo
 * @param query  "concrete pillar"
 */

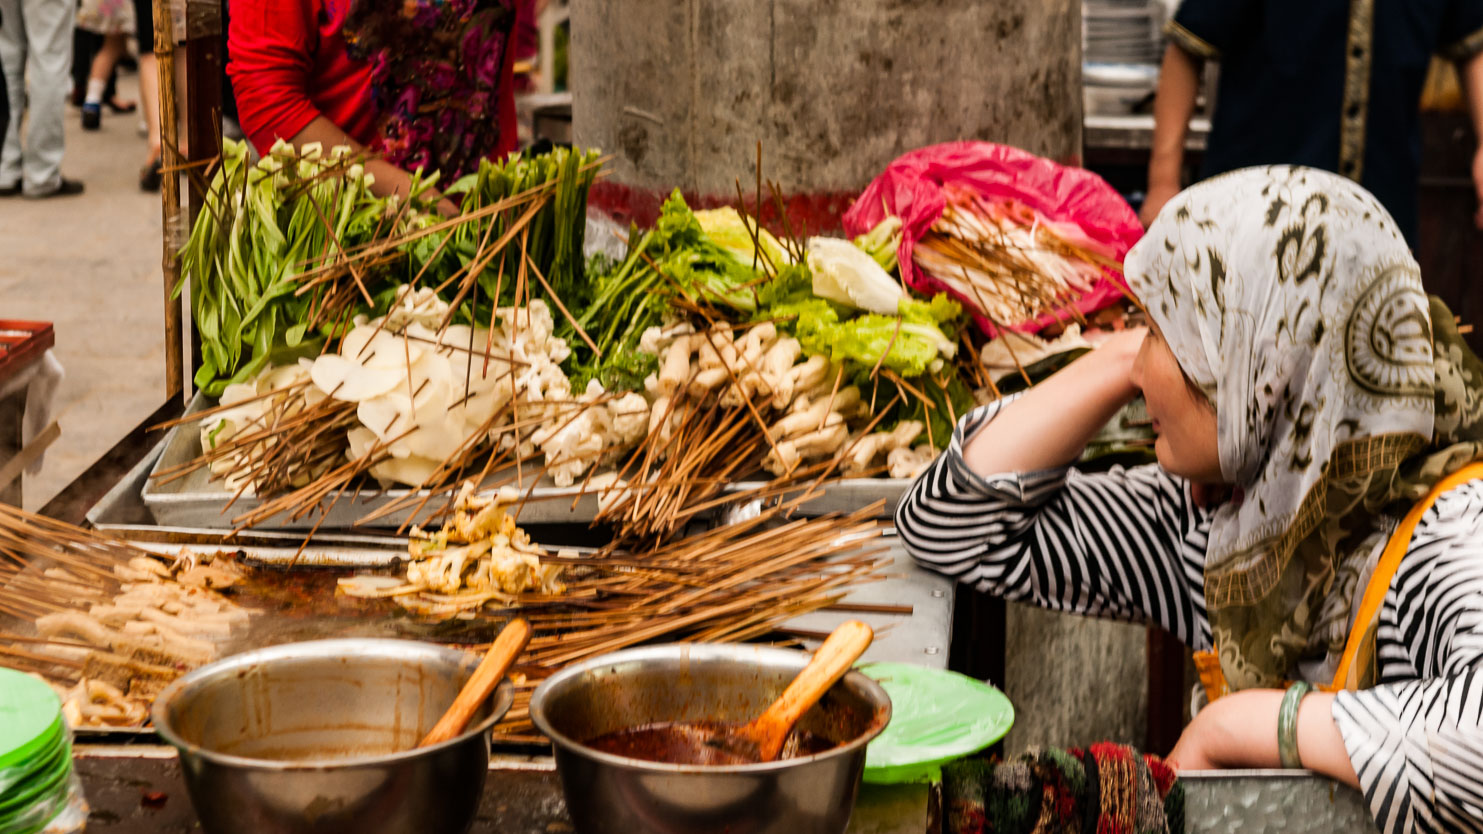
xmin=1003 ymin=605 xmax=1149 ymax=751
xmin=571 ymin=0 xmax=1084 ymax=228
xmin=573 ymin=0 xmax=1149 ymax=750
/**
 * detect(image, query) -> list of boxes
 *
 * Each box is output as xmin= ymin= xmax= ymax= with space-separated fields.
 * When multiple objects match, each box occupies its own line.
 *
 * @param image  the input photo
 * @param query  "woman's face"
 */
xmin=1130 ymin=323 xmax=1224 ymax=484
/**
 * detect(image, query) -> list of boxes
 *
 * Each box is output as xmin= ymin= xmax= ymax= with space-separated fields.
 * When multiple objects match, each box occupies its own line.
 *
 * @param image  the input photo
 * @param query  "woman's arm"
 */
xmin=896 ymin=330 xmax=1214 ymax=646
xmin=1178 ymin=488 xmax=1483 ymax=834
xmin=1463 ymin=51 xmax=1483 ymax=229
xmin=1167 ymin=690 xmax=1358 ymax=786
xmin=961 ymin=328 xmax=1144 ymax=476
xmin=1140 ymin=44 xmax=1202 ymax=227
xmin=228 ymin=0 xmax=456 ymax=214
xmin=290 ymin=116 xmax=457 ymax=215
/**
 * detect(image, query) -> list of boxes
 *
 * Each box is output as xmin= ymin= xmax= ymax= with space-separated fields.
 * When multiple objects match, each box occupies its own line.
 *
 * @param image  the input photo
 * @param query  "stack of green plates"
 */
xmin=860 ymin=662 xmax=1015 ymax=784
xmin=0 ymin=669 xmax=74 ymax=834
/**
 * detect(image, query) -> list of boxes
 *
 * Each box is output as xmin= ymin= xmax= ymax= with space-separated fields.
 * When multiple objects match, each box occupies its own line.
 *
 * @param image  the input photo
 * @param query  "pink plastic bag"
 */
xmin=843 ymin=141 xmax=1143 ymax=336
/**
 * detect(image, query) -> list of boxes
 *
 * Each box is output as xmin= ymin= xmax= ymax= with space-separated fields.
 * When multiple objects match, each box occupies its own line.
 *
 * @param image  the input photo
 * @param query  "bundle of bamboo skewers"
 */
xmin=913 ymin=187 xmax=1126 ymax=335
xmin=0 ymin=504 xmax=256 ymax=727
xmin=483 ymin=499 xmax=894 ymax=739
xmin=0 ymin=493 xmax=894 ymax=737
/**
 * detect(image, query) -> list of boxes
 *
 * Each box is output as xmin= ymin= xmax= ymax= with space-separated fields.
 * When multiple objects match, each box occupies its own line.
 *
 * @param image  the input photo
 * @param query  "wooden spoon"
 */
xmin=712 ymin=619 xmax=874 ymax=763
xmin=419 ymin=618 xmax=532 ymax=748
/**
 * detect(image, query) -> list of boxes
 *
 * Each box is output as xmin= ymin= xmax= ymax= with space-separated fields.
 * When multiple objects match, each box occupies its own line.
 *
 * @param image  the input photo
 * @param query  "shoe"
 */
xmin=23 ymin=178 xmax=85 ymax=199
xmin=105 ymin=98 xmax=136 ymax=114
xmin=139 ymin=159 xmax=162 ymax=192
xmin=81 ymin=104 xmax=101 ymax=131
xmin=0 ymin=182 xmax=19 ymax=197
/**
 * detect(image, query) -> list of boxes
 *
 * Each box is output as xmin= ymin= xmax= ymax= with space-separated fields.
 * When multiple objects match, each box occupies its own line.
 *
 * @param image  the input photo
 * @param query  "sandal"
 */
xmin=139 ymin=159 xmax=162 ymax=192
xmin=105 ymin=98 xmax=137 ymax=114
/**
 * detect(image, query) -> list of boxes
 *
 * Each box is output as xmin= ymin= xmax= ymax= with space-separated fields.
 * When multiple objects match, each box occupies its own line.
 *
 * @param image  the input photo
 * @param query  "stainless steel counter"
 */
xmin=73 ymin=747 xmax=1377 ymax=833
xmin=71 ymin=746 xmax=931 ymax=834
xmin=1084 ymin=114 xmax=1211 ymax=152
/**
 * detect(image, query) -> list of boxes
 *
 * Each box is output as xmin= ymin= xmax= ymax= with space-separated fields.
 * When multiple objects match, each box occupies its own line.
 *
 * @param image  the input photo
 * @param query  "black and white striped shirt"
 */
xmin=896 ymin=399 xmax=1483 ymax=834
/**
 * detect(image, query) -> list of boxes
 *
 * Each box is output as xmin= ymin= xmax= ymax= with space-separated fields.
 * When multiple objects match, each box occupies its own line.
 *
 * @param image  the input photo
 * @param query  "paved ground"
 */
xmin=0 ymin=70 xmax=167 ymax=511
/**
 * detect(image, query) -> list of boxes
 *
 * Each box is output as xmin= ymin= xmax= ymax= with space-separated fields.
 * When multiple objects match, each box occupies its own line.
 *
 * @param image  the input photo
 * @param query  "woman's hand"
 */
xmin=961 ymin=327 xmax=1145 ymax=477
xmin=1473 ymin=145 xmax=1483 ymax=230
xmin=1140 ymin=181 xmax=1181 ymax=228
xmin=1167 ymin=689 xmax=1358 ymax=788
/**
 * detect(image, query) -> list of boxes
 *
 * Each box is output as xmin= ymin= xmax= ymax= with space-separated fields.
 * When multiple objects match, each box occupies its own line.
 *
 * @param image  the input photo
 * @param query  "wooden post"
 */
xmin=153 ymin=0 xmax=183 ymax=402
xmin=1145 ymin=627 xmax=1189 ymax=755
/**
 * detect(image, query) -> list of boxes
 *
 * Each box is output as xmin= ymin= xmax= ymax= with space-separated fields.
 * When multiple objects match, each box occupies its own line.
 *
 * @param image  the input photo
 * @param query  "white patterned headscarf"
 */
xmin=1125 ymin=166 xmax=1483 ymax=689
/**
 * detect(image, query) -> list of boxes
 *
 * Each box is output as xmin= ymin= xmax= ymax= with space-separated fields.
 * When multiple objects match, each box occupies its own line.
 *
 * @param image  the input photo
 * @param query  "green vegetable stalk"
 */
xmin=431 ymin=146 xmax=603 ymax=320
xmin=565 ymin=190 xmax=769 ymax=391
xmin=853 ymin=216 xmax=903 ymax=273
xmin=176 ymin=139 xmax=428 ymax=396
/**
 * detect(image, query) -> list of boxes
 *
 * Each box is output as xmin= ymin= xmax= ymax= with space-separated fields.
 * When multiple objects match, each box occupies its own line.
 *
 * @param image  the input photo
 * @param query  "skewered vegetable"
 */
xmin=176 ymin=139 xmax=435 ymax=395
xmin=433 ymin=146 xmax=603 ymax=314
xmin=806 ymin=236 xmax=903 ymax=315
xmin=569 ymin=191 xmax=768 ymax=391
xmin=339 ymin=485 xmax=567 ymax=616
xmin=912 ymin=187 xmax=1123 ymax=333
xmin=853 ymin=216 xmax=902 ymax=272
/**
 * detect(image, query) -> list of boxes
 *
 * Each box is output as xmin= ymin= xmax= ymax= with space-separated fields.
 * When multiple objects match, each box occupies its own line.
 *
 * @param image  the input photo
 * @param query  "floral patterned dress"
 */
xmin=343 ymin=0 xmax=515 ymax=179
xmin=77 ymin=0 xmax=135 ymax=37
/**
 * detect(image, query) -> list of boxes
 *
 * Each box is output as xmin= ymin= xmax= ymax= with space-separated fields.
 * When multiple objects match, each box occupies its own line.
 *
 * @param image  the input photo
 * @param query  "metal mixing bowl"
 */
xmin=151 ymin=638 xmax=514 ymax=834
xmin=530 ymin=643 xmax=891 ymax=834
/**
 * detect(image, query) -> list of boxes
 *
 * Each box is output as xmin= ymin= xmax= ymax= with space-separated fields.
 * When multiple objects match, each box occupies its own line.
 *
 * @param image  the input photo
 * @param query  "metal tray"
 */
xmin=60 ymin=534 xmax=949 ymax=737
xmin=140 ymin=393 xmax=911 ymax=531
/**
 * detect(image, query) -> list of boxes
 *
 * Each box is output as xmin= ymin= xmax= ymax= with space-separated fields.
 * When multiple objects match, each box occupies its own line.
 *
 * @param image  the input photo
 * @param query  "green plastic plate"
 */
xmin=0 ymin=734 xmax=70 ymax=818
xmin=0 ymin=669 xmax=64 ymax=773
xmin=859 ymin=662 xmax=1014 ymax=785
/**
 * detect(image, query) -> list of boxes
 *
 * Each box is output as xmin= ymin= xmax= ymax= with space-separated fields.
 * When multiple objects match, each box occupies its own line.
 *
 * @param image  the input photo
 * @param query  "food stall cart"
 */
xmin=0 ymin=1 xmax=1387 ymax=831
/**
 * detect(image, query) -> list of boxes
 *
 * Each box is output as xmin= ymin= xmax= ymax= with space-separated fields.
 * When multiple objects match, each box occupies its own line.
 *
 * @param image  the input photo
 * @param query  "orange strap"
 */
xmin=1195 ymin=462 xmax=1483 ymax=701
xmin=1322 ymin=461 xmax=1483 ymax=692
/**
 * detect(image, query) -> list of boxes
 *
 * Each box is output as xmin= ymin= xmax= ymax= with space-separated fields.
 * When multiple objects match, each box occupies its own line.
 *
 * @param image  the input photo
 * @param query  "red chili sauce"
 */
xmin=584 ymin=721 xmax=838 ymax=765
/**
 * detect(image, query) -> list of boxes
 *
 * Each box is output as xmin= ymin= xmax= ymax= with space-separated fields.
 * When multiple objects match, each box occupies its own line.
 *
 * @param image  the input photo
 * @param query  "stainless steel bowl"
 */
xmin=151 ymin=638 xmax=514 ymax=834
xmin=530 ymin=643 xmax=891 ymax=834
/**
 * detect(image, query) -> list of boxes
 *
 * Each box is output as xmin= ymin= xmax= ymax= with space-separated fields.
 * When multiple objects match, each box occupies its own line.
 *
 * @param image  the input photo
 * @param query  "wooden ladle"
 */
xmin=419 ymin=618 xmax=532 ymax=747
xmin=711 ymin=619 xmax=874 ymax=762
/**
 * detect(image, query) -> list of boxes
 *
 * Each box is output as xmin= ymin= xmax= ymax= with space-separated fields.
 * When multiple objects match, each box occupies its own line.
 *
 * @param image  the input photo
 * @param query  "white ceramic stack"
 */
xmin=1082 ymin=0 xmax=1166 ymax=115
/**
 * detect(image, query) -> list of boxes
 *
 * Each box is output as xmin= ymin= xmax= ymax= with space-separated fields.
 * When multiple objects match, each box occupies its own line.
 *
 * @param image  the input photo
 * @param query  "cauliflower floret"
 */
xmin=887 ymin=444 xmax=937 ymax=479
xmin=384 ymin=285 xmax=451 ymax=329
xmin=607 ymin=392 xmax=650 ymax=448
xmin=537 ymin=409 xmax=605 ymax=487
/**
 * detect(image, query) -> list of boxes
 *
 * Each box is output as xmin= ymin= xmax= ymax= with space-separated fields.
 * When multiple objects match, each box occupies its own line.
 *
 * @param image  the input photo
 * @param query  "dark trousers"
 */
xmin=0 ymin=45 xmax=7 ymax=142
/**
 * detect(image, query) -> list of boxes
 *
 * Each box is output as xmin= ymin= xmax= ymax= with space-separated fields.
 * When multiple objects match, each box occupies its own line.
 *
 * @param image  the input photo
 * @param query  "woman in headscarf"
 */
xmin=897 ymin=165 xmax=1483 ymax=833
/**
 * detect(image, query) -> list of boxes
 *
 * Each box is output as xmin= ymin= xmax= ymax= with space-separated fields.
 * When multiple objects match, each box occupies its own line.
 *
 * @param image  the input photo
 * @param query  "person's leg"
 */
xmin=0 ymin=0 xmax=25 ymax=191
xmin=18 ymin=0 xmax=73 ymax=195
xmin=80 ymin=31 xmax=123 ymax=128
xmin=0 ymin=29 xmax=8 ymax=166
xmin=102 ymin=54 xmax=116 ymax=106
xmin=133 ymin=0 xmax=158 ymax=188
xmin=71 ymin=27 xmax=99 ymax=106
xmin=137 ymin=51 xmax=159 ymax=188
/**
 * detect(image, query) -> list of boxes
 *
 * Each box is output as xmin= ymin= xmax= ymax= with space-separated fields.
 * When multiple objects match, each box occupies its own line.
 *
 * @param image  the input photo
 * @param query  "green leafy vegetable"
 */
xmin=853 ymin=216 xmax=903 ymax=272
xmin=177 ymin=139 xmax=421 ymax=396
xmin=695 ymin=207 xmax=792 ymax=273
xmin=565 ymin=191 xmax=770 ymax=389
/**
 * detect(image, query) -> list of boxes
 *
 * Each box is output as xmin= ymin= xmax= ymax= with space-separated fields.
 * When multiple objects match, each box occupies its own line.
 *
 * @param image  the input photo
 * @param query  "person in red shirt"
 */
xmin=228 ymin=0 xmax=519 ymax=211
